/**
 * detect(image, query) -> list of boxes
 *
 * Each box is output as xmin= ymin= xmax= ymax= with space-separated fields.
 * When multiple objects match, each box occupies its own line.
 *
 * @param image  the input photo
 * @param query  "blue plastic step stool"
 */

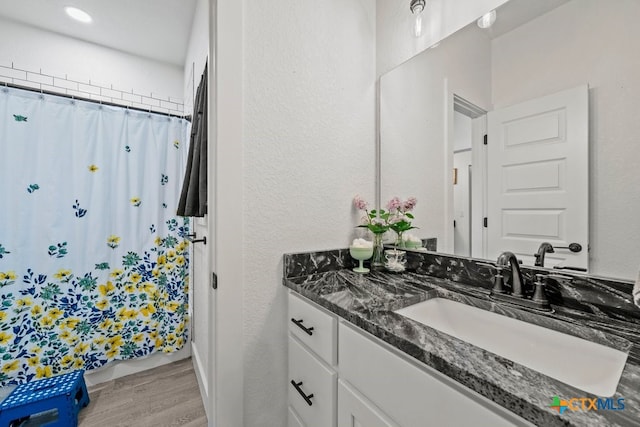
xmin=0 ymin=370 xmax=90 ymax=427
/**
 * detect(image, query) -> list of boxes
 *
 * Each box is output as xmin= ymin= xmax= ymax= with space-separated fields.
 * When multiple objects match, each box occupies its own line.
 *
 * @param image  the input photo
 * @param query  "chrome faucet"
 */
xmin=534 ymin=242 xmax=554 ymax=267
xmin=497 ymin=251 xmax=524 ymax=297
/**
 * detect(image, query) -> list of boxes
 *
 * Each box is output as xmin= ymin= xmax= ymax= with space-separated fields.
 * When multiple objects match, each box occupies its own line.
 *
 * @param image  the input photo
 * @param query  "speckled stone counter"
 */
xmin=282 ymin=249 xmax=640 ymax=427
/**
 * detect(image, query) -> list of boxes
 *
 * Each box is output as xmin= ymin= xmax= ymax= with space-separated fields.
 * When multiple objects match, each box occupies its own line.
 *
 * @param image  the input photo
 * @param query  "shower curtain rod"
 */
xmin=1 ymin=81 xmax=191 ymax=122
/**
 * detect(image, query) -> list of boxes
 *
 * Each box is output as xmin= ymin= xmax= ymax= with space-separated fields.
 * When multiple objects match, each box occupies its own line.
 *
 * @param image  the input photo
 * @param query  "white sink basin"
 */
xmin=395 ymin=298 xmax=628 ymax=396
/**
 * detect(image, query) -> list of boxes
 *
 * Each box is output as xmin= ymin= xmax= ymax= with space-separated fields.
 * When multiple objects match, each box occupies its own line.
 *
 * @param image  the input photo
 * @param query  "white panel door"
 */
xmin=487 ymin=85 xmax=588 ymax=269
xmin=191 ymin=215 xmax=211 ymax=412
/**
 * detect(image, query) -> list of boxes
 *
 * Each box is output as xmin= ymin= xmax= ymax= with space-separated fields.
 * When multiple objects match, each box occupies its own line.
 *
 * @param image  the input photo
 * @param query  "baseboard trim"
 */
xmin=84 ymin=345 xmax=191 ymax=387
xmin=191 ymin=341 xmax=210 ymax=418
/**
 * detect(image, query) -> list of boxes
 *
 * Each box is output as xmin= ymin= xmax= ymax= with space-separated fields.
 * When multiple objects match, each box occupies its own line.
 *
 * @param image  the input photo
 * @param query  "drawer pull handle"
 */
xmin=291 ymin=318 xmax=314 ymax=336
xmin=291 ymin=380 xmax=314 ymax=406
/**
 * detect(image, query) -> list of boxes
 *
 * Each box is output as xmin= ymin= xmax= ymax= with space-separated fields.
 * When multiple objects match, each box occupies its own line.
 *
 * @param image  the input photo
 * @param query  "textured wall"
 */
xmin=242 ymin=0 xmax=376 ymax=425
xmin=491 ymin=0 xmax=640 ymax=280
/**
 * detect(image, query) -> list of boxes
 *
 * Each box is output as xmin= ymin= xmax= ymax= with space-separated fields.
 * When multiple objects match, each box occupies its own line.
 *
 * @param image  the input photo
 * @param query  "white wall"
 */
xmin=0 ymin=17 xmax=183 ymax=104
xmin=183 ymin=0 xmax=209 ymax=114
xmin=0 ymin=15 xmax=190 ymax=386
xmin=380 ymin=23 xmax=492 ymax=252
xmin=376 ymin=0 xmax=508 ymax=76
xmin=214 ymin=0 xmax=244 ymax=424
xmin=232 ymin=0 xmax=376 ymax=425
xmin=491 ymin=0 xmax=640 ymax=279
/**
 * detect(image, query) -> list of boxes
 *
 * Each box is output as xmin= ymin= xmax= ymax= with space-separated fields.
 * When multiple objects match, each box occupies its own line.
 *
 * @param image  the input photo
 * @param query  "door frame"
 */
xmin=445 ymin=88 xmax=488 ymax=258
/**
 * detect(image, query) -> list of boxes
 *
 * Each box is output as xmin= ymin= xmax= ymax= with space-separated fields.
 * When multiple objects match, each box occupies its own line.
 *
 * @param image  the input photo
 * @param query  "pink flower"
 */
xmin=353 ymin=195 xmax=368 ymax=211
xmin=386 ymin=196 xmax=402 ymax=212
xmin=389 ymin=214 xmax=403 ymax=224
xmin=403 ymin=197 xmax=417 ymax=211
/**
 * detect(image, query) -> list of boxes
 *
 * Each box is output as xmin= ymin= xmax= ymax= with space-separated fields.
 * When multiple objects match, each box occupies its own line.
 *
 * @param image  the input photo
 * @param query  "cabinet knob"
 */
xmin=291 ymin=318 xmax=314 ymax=336
xmin=290 ymin=380 xmax=314 ymax=406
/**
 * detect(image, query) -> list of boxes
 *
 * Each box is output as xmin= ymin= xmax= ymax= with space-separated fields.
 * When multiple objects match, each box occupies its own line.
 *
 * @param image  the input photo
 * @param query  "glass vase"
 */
xmin=371 ymin=233 xmax=385 ymax=270
xmin=394 ymin=230 xmax=404 ymax=249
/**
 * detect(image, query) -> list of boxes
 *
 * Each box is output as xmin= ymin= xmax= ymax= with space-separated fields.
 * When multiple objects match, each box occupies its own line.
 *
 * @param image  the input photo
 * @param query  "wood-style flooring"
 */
xmin=78 ymin=358 xmax=207 ymax=427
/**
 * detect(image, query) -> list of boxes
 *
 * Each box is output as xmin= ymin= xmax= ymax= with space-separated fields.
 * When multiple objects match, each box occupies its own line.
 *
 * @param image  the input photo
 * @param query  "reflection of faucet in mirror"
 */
xmin=534 ymin=242 xmax=585 ymax=270
xmin=534 ymin=242 xmax=555 ymax=267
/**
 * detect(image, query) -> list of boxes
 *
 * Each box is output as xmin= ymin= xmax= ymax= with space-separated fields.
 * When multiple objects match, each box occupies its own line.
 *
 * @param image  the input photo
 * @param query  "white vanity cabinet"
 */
xmin=287 ymin=291 xmax=534 ymax=427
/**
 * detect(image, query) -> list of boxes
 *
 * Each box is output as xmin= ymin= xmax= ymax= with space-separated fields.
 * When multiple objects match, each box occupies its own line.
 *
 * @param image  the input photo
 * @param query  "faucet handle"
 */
xmin=477 ymin=262 xmax=507 ymax=295
xmin=531 ymin=274 xmax=551 ymax=308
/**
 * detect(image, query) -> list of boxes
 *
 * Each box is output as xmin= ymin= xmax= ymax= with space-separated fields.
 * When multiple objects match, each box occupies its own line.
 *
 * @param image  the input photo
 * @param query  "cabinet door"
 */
xmin=338 ymin=379 xmax=399 ymax=427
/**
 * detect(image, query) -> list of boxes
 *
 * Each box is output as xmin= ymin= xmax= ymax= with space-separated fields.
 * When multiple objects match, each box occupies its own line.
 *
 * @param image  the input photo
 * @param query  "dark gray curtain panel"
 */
xmin=177 ymin=64 xmax=208 ymax=217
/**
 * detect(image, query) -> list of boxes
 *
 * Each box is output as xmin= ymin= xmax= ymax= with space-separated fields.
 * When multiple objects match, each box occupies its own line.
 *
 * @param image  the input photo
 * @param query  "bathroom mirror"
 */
xmin=379 ymin=0 xmax=640 ymax=281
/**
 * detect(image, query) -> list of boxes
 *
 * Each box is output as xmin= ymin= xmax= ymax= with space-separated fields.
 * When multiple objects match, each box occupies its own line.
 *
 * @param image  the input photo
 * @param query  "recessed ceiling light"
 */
xmin=65 ymin=6 xmax=92 ymax=23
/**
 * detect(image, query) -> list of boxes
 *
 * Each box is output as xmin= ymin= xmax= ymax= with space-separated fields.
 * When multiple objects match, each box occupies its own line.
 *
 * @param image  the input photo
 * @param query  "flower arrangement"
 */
xmin=385 ymin=196 xmax=418 ymax=243
xmin=354 ymin=195 xmax=417 ymax=232
xmin=353 ymin=195 xmax=418 ymax=247
xmin=353 ymin=195 xmax=389 ymax=235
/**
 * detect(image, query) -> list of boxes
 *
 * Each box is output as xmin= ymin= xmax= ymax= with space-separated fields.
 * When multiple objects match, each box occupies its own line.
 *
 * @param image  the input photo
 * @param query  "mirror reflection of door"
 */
xmin=452 ymin=96 xmax=487 ymax=258
xmin=487 ymin=85 xmax=589 ymax=270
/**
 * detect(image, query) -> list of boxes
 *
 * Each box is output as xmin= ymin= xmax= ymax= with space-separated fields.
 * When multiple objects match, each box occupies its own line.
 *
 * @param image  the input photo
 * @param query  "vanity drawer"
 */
xmin=288 ymin=291 xmax=337 ymax=365
xmin=289 ymin=335 xmax=337 ymax=427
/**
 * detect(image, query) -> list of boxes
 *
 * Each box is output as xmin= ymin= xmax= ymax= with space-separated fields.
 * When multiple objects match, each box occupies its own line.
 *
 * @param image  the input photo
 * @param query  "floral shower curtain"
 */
xmin=0 ymin=86 xmax=190 ymax=385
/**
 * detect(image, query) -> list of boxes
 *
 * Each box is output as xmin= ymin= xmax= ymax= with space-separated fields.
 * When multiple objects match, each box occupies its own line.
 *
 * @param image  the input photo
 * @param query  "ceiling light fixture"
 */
xmin=477 ymin=10 xmax=496 ymax=29
xmin=65 ymin=6 xmax=92 ymax=24
xmin=410 ymin=0 xmax=426 ymax=38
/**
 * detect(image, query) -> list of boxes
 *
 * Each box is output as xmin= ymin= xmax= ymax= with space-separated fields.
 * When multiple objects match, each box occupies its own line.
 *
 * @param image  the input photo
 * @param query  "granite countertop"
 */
xmin=282 ymin=250 xmax=640 ymax=427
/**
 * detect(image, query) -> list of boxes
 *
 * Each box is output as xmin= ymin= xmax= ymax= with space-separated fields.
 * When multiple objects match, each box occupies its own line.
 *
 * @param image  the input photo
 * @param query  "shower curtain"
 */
xmin=0 ymin=86 xmax=190 ymax=385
